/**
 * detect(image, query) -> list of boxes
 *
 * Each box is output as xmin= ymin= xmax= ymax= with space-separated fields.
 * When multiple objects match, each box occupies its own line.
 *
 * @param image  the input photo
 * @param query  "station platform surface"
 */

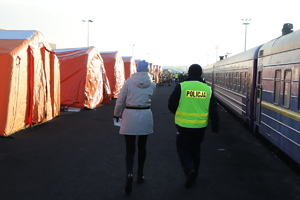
xmin=1 ymin=82 xmax=300 ymax=200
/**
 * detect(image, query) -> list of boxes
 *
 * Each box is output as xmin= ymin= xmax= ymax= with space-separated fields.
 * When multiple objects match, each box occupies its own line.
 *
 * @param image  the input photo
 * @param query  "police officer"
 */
xmin=168 ymin=64 xmax=219 ymax=189
xmin=174 ymin=73 xmax=179 ymax=83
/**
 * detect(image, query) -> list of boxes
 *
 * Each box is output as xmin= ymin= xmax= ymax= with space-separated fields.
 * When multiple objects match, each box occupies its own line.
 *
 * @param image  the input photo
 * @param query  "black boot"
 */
xmin=185 ymin=170 xmax=196 ymax=189
xmin=125 ymin=174 xmax=133 ymax=194
xmin=137 ymin=173 xmax=145 ymax=184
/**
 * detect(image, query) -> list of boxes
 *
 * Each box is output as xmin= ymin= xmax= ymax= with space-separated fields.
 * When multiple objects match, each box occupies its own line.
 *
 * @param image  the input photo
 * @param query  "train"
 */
xmin=203 ymin=24 xmax=300 ymax=166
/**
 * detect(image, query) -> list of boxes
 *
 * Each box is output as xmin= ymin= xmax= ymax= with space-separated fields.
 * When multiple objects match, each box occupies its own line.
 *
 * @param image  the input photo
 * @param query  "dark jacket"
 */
xmin=168 ymin=76 xmax=219 ymax=133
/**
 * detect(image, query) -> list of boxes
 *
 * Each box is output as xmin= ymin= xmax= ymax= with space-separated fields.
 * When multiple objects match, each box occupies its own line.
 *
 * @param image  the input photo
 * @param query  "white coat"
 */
xmin=114 ymin=72 xmax=156 ymax=135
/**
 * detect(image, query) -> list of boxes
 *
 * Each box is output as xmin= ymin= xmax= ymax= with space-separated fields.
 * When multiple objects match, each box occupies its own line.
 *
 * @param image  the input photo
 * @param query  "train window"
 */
xmin=230 ymin=73 xmax=232 ymax=89
xmin=283 ymin=70 xmax=292 ymax=108
xmin=233 ymin=73 xmax=236 ymax=90
xmin=220 ymin=73 xmax=222 ymax=85
xmin=244 ymin=72 xmax=248 ymax=94
xmin=274 ymin=70 xmax=281 ymax=104
xmin=240 ymin=72 xmax=244 ymax=93
xmin=299 ymin=73 xmax=300 ymax=111
xmin=214 ymin=73 xmax=216 ymax=84
xmin=236 ymin=72 xmax=240 ymax=91
xmin=229 ymin=73 xmax=231 ymax=89
xmin=231 ymin=72 xmax=234 ymax=90
xmin=259 ymin=50 xmax=264 ymax=57
xmin=221 ymin=73 xmax=223 ymax=86
xmin=247 ymin=73 xmax=251 ymax=93
xmin=226 ymin=73 xmax=229 ymax=88
xmin=257 ymin=71 xmax=262 ymax=85
xmin=229 ymin=73 xmax=232 ymax=89
xmin=239 ymin=72 xmax=243 ymax=93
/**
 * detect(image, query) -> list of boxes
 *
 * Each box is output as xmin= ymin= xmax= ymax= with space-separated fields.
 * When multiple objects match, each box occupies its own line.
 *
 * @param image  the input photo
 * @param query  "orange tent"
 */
xmin=0 ymin=30 xmax=60 ymax=136
xmin=122 ymin=56 xmax=137 ymax=80
xmin=149 ymin=63 xmax=154 ymax=74
xmin=54 ymin=47 xmax=111 ymax=109
xmin=154 ymin=65 xmax=161 ymax=83
xmin=100 ymin=51 xmax=125 ymax=98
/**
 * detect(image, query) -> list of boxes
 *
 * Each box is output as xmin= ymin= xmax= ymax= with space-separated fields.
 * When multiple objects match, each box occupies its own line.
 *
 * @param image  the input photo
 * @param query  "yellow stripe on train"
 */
xmin=261 ymin=101 xmax=300 ymax=122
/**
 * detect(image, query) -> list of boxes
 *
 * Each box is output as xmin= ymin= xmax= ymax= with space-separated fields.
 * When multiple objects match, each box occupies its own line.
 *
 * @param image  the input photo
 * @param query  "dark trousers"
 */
xmin=176 ymin=130 xmax=205 ymax=175
xmin=124 ymin=135 xmax=148 ymax=175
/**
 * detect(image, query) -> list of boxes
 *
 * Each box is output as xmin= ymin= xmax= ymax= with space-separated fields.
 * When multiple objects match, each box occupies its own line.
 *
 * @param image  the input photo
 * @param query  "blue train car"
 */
xmin=202 ymin=63 xmax=214 ymax=87
xmin=255 ymin=29 xmax=300 ymax=165
xmin=211 ymin=46 xmax=262 ymax=129
xmin=203 ymin=26 xmax=300 ymax=165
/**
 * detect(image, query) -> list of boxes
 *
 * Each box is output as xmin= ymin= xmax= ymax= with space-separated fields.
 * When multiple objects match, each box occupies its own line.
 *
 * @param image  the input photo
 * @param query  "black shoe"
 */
xmin=137 ymin=174 xmax=145 ymax=184
xmin=185 ymin=170 xmax=196 ymax=189
xmin=125 ymin=174 xmax=133 ymax=194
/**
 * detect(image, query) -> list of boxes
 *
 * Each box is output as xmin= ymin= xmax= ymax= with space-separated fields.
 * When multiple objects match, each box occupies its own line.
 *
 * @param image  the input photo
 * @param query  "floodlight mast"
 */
xmin=242 ymin=19 xmax=251 ymax=51
xmin=82 ymin=20 xmax=93 ymax=46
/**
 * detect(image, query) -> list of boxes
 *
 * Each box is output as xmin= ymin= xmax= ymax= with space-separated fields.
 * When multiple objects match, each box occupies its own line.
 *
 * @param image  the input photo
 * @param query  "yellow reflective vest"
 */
xmin=175 ymin=81 xmax=212 ymax=128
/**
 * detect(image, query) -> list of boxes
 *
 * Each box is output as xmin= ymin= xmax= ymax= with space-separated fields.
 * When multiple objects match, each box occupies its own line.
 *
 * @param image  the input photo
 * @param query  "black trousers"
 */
xmin=176 ymin=130 xmax=205 ymax=175
xmin=124 ymin=135 xmax=148 ymax=175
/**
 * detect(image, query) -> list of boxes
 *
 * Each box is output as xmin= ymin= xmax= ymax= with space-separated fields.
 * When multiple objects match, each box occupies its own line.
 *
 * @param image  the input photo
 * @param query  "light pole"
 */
xmin=82 ymin=20 xmax=93 ymax=46
xmin=130 ymin=44 xmax=135 ymax=57
xmin=215 ymin=45 xmax=219 ymax=61
xmin=242 ymin=19 xmax=251 ymax=51
xmin=147 ymin=52 xmax=151 ymax=61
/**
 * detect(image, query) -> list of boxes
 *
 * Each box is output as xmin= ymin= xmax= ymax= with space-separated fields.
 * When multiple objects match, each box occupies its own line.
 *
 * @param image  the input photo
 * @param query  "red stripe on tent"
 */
xmin=27 ymin=46 xmax=34 ymax=125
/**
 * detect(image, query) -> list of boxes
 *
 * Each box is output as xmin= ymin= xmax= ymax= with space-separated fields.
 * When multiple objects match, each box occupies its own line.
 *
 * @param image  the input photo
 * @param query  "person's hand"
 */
xmin=114 ymin=116 xmax=120 ymax=122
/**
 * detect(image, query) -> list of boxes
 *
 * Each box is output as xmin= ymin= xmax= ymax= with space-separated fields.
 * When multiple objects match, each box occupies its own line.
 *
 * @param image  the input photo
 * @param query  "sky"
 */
xmin=0 ymin=0 xmax=298 ymax=70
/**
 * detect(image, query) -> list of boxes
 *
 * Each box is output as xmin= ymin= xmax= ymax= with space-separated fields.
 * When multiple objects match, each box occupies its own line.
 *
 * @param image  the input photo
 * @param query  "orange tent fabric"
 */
xmin=149 ymin=63 xmax=154 ymax=74
xmin=122 ymin=56 xmax=137 ymax=80
xmin=0 ymin=30 xmax=60 ymax=136
xmin=154 ymin=65 xmax=161 ymax=83
xmin=54 ymin=47 xmax=111 ymax=109
xmin=100 ymin=51 xmax=125 ymax=98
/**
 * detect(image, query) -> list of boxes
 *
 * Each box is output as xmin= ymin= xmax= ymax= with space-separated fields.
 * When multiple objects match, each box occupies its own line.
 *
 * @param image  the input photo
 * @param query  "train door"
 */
xmin=255 ymin=71 xmax=263 ymax=126
xmin=246 ymin=71 xmax=252 ymax=125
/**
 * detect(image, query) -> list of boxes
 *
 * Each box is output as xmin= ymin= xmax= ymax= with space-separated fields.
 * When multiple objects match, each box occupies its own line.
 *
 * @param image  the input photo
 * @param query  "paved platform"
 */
xmin=1 ymin=83 xmax=300 ymax=200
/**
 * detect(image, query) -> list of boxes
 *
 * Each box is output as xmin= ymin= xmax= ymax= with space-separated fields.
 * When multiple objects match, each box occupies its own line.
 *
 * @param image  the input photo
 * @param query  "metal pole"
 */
xmin=88 ymin=20 xmax=93 ymax=47
xmin=244 ymin=24 xmax=248 ymax=51
xmin=215 ymin=45 xmax=219 ymax=61
xmin=131 ymin=44 xmax=135 ymax=57
xmin=242 ymin=19 xmax=251 ymax=51
xmin=82 ymin=20 xmax=93 ymax=47
xmin=87 ymin=22 xmax=89 ymax=46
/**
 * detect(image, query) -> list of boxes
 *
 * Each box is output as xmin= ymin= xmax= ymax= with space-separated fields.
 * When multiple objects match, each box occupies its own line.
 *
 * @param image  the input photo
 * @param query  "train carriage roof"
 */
xmin=202 ymin=63 xmax=214 ymax=72
xmin=259 ymin=29 xmax=300 ymax=56
xmin=215 ymin=45 xmax=262 ymax=68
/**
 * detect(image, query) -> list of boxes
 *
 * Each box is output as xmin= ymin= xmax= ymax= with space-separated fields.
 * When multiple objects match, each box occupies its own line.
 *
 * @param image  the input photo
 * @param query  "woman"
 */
xmin=114 ymin=60 xmax=156 ymax=194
